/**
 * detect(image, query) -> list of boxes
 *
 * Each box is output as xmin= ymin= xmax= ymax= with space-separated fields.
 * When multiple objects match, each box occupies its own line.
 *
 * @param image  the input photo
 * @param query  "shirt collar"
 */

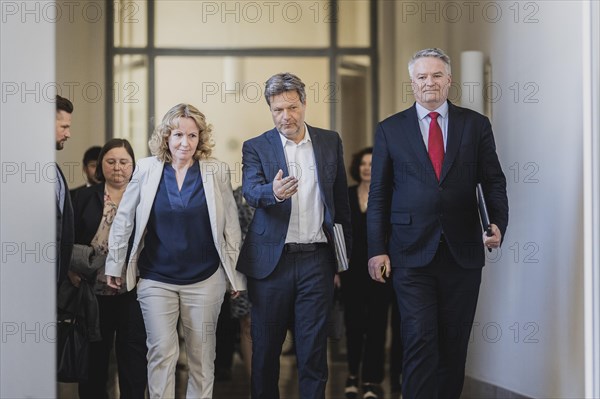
xmin=416 ymin=101 xmax=449 ymax=121
xmin=279 ymin=123 xmax=311 ymax=147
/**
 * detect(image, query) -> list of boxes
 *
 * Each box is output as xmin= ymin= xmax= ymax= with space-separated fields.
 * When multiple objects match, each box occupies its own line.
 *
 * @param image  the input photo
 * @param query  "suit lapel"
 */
xmin=95 ymin=183 xmax=104 ymax=203
xmin=55 ymin=164 xmax=67 ymax=215
xmin=200 ymin=160 xmax=219 ymax=245
xmin=306 ymin=126 xmax=334 ymax=231
xmin=440 ymin=103 xmax=465 ymax=183
xmin=404 ymin=105 xmax=435 ymax=179
xmin=139 ymin=158 xmax=163 ymax=229
xmin=266 ymin=128 xmax=289 ymax=176
xmin=307 ymin=126 xmax=326 ymax=199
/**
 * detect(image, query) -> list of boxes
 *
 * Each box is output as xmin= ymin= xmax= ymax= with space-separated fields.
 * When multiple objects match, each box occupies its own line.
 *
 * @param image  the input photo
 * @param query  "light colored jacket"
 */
xmin=105 ymin=156 xmax=246 ymax=292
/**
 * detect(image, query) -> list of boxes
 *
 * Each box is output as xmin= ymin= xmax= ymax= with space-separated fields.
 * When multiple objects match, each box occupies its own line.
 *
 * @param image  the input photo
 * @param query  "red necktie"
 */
xmin=428 ymin=112 xmax=444 ymax=181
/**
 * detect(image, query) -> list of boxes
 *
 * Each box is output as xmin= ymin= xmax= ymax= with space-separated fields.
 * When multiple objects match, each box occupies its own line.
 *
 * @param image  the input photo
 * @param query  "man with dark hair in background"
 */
xmin=70 ymin=145 xmax=102 ymax=200
xmin=55 ymin=94 xmax=75 ymax=285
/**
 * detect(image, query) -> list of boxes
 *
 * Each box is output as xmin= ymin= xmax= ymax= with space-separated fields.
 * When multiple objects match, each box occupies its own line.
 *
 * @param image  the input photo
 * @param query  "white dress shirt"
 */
xmin=416 ymin=101 xmax=449 ymax=151
xmin=279 ymin=126 xmax=327 ymax=244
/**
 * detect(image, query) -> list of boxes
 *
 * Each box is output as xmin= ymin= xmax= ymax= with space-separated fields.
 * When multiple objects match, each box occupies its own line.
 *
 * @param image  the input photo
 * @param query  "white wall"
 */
xmin=0 ymin=1 xmax=106 ymax=395
xmin=55 ymin=0 xmax=105 ymax=188
xmin=392 ymin=2 xmax=449 ymax=112
xmin=0 ymin=2 xmax=57 ymax=396
xmin=387 ymin=1 xmax=587 ymax=397
xmin=12 ymin=1 xmax=589 ymax=396
xmin=442 ymin=1 xmax=585 ymax=397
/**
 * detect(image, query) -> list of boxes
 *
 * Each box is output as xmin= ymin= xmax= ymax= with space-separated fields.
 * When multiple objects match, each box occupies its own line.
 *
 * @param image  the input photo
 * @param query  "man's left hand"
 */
xmin=483 ymin=223 xmax=502 ymax=249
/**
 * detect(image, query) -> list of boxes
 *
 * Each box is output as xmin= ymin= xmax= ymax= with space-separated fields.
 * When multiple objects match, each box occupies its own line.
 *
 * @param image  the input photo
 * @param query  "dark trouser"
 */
xmin=248 ymin=245 xmax=336 ymax=399
xmin=341 ymin=274 xmax=393 ymax=383
xmin=390 ymin=292 xmax=403 ymax=389
xmin=215 ymin=293 xmax=236 ymax=375
xmin=78 ymin=288 xmax=147 ymax=399
xmin=392 ymin=242 xmax=482 ymax=399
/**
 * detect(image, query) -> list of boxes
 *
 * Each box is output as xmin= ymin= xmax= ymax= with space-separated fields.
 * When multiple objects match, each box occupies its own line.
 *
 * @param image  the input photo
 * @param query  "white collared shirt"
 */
xmin=416 ymin=101 xmax=449 ymax=151
xmin=279 ymin=125 xmax=327 ymax=244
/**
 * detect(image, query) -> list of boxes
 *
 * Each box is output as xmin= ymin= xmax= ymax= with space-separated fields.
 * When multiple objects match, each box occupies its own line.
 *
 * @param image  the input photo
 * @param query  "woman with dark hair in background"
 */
xmin=71 ymin=138 xmax=148 ymax=398
xmin=341 ymin=147 xmax=396 ymax=399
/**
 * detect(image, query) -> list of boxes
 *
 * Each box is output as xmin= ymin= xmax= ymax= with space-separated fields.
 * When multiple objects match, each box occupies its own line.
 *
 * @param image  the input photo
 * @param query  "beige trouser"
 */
xmin=137 ymin=267 xmax=226 ymax=399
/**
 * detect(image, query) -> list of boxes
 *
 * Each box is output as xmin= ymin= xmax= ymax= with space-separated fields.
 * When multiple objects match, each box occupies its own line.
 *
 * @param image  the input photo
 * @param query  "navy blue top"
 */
xmin=138 ymin=161 xmax=220 ymax=285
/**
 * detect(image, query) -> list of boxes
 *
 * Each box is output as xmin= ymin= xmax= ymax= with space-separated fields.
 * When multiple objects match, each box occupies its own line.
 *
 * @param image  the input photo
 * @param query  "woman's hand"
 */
xmin=67 ymin=270 xmax=82 ymax=288
xmin=231 ymin=290 xmax=243 ymax=299
xmin=106 ymin=275 xmax=122 ymax=290
xmin=333 ymin=274 xmax=341 ymax=289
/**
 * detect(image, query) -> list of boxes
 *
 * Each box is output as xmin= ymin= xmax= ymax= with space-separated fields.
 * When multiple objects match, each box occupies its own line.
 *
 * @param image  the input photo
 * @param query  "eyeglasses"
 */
xmin=104 ymin=159 xmax=132 ymax=168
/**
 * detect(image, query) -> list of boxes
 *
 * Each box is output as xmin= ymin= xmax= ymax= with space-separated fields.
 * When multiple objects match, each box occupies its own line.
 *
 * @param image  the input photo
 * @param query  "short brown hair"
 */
xmin=56 ymin=95 xmax=73 ymax=113
xmin=264 ymin=73 xmax=306 ymax=106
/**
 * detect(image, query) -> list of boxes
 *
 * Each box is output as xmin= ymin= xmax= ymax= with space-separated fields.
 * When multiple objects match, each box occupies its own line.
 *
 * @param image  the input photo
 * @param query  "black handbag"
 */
xmin=57 ymin=285 xmax=89 ymax=382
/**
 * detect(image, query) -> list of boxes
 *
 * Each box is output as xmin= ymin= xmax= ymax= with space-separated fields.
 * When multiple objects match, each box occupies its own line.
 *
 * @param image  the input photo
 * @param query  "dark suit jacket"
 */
xmin=56 ymin=164 xmax=74 ymax=284
xmin=70 ymin=183 xmax=93 ymax=203
xmin=237 ymin=125 xmax=352 ymax=279
xmin=367 ymin=102 xmax=508 ymax=269
xmin=72 ymin=183 xmax=104 ymax=245
xmin=73 ymin=183 xmax=137 ymax=263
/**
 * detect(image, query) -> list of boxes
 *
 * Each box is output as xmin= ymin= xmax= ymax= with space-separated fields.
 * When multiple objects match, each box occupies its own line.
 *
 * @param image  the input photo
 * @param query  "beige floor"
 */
xmin=58 ymin=334 xmax=521 ymax=398
xmin=58 ymin=336 xmax=401 ymax=399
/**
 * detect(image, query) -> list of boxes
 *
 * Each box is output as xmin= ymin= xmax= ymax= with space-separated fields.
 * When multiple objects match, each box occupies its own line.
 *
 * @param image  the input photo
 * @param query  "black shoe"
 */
xmin=362 ymin=383 xmax=381 ymax=399
xmin=344 ymin=376 xmax=359 ymax=399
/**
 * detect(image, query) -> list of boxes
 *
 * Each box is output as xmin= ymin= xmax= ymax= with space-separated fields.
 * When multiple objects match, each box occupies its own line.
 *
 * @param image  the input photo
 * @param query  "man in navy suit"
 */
xmin=367 ymin=48 xmax=509 ymax=399
xmin=237 ymin=72 xmax=352 ymax=399
xmin=55 ymin=95 xmax=75 ymax=285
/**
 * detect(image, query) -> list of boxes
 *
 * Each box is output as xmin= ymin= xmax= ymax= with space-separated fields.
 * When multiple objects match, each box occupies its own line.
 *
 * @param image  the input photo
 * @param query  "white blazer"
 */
xmin=105 ymin=156 xmax=246 ymax=292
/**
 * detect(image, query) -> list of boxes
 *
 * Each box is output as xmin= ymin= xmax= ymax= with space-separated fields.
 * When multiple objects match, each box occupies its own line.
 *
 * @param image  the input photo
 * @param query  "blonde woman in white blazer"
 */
xmin=106 ymin=103 xmax=246 ymax=399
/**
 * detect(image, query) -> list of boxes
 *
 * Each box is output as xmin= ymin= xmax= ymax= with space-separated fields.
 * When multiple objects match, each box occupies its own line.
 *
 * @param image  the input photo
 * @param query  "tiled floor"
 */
xmin=176 ymin=338 xmax=400 ymax=399
xmin=59 ymin=337 xmax=401 ymax=399
xmin=58 ymin=336 xmax=528 ymax=398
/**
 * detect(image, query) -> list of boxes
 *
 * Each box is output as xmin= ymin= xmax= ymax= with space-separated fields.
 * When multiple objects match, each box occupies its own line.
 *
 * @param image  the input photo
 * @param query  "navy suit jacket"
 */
xmin=56 ymin=164 xmax=74 ymax=284
xmin=367 ymin=102 xmax=508 ymax=269
xmin=237 ymin=125 xmax=352 ymax=279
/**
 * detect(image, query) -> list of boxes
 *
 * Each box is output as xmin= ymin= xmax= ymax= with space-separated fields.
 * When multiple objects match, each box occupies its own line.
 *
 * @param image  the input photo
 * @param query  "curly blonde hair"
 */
xmin=148 ymin=103 xmax=214 ymax=162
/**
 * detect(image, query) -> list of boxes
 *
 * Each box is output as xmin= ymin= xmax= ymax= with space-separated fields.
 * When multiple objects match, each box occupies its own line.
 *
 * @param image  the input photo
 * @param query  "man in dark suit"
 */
xmin=55 ymin=95 xmax=75 ymax=285
xmin=367 ymin=48 xmax=509 ymax=399
xmin=237 ymin=72 xmax=352 ymax=399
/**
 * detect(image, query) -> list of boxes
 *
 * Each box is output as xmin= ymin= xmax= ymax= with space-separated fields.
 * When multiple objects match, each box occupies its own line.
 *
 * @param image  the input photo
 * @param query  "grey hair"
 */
xmin=408 ymin=48 xmax=452 ymax=78
xmin=264 ymin=72 xmax=306 ymax=106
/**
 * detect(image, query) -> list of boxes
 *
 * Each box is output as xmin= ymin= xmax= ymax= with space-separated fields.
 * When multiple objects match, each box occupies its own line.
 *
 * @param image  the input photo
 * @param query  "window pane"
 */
xmin=155 ymin=56 xmax=329 ymax=184
xmin=155 ymin=1 xmax=330 ymax=48
xmin=113 ymin=55 xmax=148 ymax=158
xmin=114 ymin=0 xmax=147 ymax=47
xmin=338 ymin=56 xmax=372 ymax=171
xmin=338 ymin=0 xmax=370 ymax=47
